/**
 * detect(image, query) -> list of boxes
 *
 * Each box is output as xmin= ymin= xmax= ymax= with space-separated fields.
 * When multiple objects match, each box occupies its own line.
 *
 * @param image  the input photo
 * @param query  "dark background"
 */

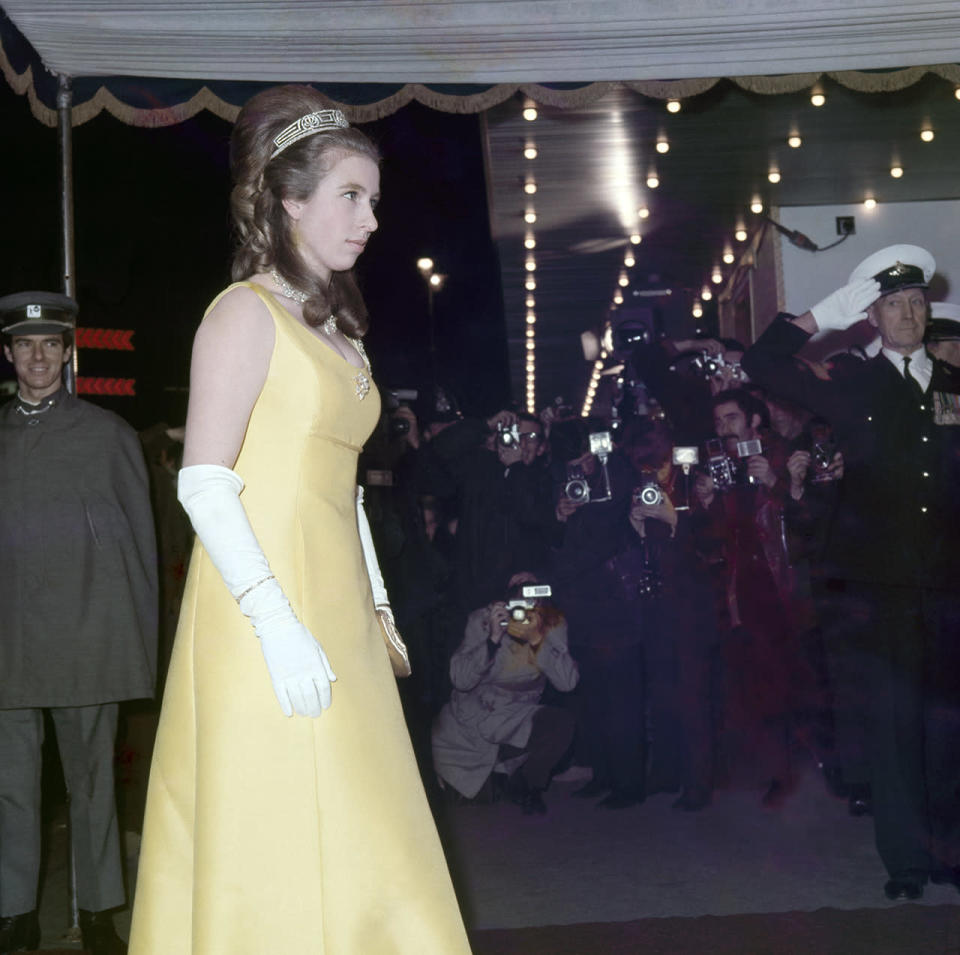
xmin=0 ymin=78 xmax=511 ymax=429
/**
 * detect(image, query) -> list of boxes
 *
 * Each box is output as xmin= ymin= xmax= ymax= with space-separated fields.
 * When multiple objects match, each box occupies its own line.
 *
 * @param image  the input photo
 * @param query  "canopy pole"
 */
xmin=57 ymin=73 xmax=77 ymax=394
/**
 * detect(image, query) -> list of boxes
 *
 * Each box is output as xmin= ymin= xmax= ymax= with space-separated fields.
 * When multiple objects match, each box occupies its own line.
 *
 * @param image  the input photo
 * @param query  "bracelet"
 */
xmin=235 ymin=575 xmax=275 ymax=604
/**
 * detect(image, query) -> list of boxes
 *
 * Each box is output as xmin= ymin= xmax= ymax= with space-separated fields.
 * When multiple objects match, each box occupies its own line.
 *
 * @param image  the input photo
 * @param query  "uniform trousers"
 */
xmin=864 ymin=584 xmax=960 ymax=878
xmin=0 ymin=703 xmax=124 ymax=916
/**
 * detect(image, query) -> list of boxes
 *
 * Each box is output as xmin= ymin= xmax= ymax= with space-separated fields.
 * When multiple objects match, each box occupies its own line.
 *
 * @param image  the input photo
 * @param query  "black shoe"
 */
xmin=573 ymin=778 xmax=609 ymax=799
xmin=79 ymin=909 xmax=127 ymax=955
xmin=521 ymin=789 xmax=548 ymax=815
xmin=672 ymin=785 xmax=711 ymax=812
xmin=883 ymin=877 xmax=924 ymax=901
xmin=0 ymin=910 xmax=40 ymax=954
xmin=596 ymin=788 xmax=644 ymax=810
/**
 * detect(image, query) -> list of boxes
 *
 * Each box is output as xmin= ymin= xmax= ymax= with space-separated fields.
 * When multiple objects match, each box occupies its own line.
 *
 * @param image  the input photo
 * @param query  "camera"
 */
xmin=385 ymin=388 xmax=418 ymax=437
xmin=705 ymin=437 xmax=762 ymax=491
xmin=564 ymin=465 xmax=591 ymax=503
xmin=634 ymin=482 xmax=663 ymax=507
xmin=690 ymin=351 xmax=745 ymax=382
xmin=496 ymin=421 xmax=521 ymax=448
xmin=811 ymin=440 xmax=837 ymax=483
xmin=504 ymin=584 xmax=553 ymax=634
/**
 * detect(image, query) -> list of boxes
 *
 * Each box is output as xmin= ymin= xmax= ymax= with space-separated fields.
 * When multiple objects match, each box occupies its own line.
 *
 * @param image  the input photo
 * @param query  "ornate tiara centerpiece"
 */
xmin=271 ymin=109 xmax=350 ymax=159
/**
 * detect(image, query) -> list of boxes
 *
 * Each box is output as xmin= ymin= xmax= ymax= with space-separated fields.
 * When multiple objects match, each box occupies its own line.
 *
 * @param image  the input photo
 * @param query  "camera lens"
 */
xmin=639 ymin=485 xmax=662 ymax=506
xmin=565 ymin=479 xmax=588 ymax=501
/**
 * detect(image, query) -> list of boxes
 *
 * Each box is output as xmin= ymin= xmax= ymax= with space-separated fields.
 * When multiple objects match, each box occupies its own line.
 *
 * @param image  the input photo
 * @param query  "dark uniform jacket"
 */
xmin=0 ymin=391 xmax=158 ymax=707
xmin=742 ymin=315 xmax=960 ymax=590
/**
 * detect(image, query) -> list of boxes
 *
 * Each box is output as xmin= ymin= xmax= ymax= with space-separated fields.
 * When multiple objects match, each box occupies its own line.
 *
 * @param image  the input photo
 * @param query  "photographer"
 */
xmin=431 ymin=578 xmax=578 ymax=814
xmin=624 ymin=418 xmax=720 ymax=811
xmin=417 ymin=408 xmax=560 ymax=617
xmin=693 ymin=390 xmax=817 ymax=808
xmin=632 ymin=335 xmax=747 ymax=445
xmin=551 ymin=432 xmax=651 ymax=809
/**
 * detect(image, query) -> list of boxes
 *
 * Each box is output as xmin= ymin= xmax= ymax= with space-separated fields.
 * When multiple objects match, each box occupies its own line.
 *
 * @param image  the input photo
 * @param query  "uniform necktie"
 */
xmin=902 ymin=356 xmax=924 ymax=400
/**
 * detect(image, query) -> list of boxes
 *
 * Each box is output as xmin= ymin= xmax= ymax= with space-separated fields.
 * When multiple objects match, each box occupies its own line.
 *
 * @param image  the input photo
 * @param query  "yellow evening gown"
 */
xmin=129 ymin=284 xmax=470 ymax=954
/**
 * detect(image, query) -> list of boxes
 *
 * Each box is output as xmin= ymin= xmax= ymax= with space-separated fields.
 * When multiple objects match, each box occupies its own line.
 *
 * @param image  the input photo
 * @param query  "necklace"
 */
xmin=269 ymin=270 xmax=369 ymax=399
xmin=270 ymin=269 xmax=309 ymax=304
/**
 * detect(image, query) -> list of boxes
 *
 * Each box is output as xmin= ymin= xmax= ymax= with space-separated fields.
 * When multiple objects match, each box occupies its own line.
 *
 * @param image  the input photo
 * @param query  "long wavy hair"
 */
xmin=229 ymin=85 xmax=380 ymax=337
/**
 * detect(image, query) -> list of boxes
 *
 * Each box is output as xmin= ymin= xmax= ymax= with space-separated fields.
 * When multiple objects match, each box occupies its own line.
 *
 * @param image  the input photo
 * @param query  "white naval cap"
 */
xmin=848 ymin=244 xmax=936 ymax=293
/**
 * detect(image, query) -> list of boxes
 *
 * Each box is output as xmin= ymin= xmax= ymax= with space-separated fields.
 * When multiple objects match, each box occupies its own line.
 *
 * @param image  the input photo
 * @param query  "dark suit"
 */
xmin=743 ymin=315 xmax=960 ymax=880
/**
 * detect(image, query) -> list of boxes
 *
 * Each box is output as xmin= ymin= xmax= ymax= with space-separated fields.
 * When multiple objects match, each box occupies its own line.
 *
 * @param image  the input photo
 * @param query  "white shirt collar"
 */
xmin=881 ymin=344 xmax=932 ymax=391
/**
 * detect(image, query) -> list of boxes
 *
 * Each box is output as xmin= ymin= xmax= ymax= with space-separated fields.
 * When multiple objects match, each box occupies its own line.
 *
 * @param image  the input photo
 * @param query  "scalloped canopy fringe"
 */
xmin=3 ymin=63 xmax=960 ymax=129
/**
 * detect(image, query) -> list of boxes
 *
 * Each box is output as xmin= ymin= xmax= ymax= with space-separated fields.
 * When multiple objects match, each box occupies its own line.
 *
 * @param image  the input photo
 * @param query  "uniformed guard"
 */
xmin=0 ymin=292 xmax=157 ymax=955
xmin=742 ymin=245 xmax=960 ymax=902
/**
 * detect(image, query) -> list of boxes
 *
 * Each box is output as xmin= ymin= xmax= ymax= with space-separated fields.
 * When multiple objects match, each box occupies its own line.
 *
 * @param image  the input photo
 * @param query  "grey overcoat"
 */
xmin=0 ymin=392 xmax=158 ymax=707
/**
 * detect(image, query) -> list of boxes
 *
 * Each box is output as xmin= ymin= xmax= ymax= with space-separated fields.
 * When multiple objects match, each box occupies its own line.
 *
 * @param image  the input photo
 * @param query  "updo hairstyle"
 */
xmin=230 ymin=85 xmax=380 ymax=337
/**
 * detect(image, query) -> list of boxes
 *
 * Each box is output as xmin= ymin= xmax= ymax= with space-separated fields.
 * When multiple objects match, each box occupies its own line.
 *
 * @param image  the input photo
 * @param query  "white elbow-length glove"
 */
xmin=178 ymin=464 xmax=336 ymax=718
xmin=810 ymin=278 xmax=880 ymax=332
xmin=356 ymin=486 xmax=410 ymax=676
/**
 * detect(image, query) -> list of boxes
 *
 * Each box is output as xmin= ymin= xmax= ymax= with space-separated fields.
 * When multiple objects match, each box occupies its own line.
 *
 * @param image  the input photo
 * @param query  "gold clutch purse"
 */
xmin=376 ymin=606 xmax=412 ymax=678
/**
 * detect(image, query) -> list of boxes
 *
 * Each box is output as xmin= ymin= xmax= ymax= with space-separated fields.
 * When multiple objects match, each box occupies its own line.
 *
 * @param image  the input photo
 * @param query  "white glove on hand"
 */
xmin=810 ymin=278 xmax=881 ymax=331
xmin=178 ymin=464 xmax=336 ymax=718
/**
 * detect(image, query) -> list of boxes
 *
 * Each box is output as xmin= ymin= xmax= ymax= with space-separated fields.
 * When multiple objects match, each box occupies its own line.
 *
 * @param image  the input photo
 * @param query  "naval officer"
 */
xmin=741 ymin=245 xmax=960 ymax=901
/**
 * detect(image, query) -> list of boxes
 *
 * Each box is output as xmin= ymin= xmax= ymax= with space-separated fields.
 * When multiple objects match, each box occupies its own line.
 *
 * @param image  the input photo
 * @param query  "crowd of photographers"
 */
xmin=361 ymin=329 xmax=852 ymax=818
xmin=363 ymin=248 xmax=960 ymax=916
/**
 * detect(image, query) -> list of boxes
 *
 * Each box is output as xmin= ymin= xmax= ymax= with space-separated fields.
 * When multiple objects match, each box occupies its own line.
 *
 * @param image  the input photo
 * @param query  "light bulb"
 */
xmin=524 ymin=180 xmax=537 ymax=194
xmin=613 ymin=291 xmax=624 ymax=305
xmin=646 ymin=174 xmax=660 ymax=189
xmin=524 ymin=235 xmax=536 ymax=250
xmin=638 ymin=206 xmax=650 ymax=219
xmin=524 ymin=209 xmax=537 ymax=224
xmin=692 ymin=303 xmax=703 ymax=318
xmin=525 ymin=340 xmax=535 ymax=351
xmin=810 ymin=90 xmax=825 ymax=107
xmin=526 ymin=310 xmax=536 ymax=323
xmin=864 ymin=196 xmax=877 ymax=209
xmin=712 ymin=268 xmax=723 ymax=284
xmin=630 ymin=233 xmax=642 ymax=245
xmin=666 ymin=99 xmax=681 ymax=113
xmin=920 ymin=128 xmax=935 ymax=142
xmin=701 ymin=286 xmax=713 ymax=301
xmin=523 ymin=144 xmax=538 ymax=160
xmin=526 ymin=327 xmax=535 ymax=338
xmin=890 ymin=164 xmax=904 ymax=178
xmin=624 ymin=252 xmax=635 ymax=268
xmin=723 ymin=247 xmax=735 ymax=265
xmin=735 ymin=226 xmax=748 ymax=242
xmin=417 ymin=257 xmax=434 ymax=273
xmin=523 ymin=106 xmax=538 ymax=121
xmin=525 ymin=294 xmax=535 ymax=308
xmin=525 ymin=258 xmax=536 ymax=272
xmin=768 ymin=168 xmax=781 ymax=184
xmin=429 ymin=273 xmax=441 ymax=287
xmin=525 ymin=277 xmax=536 ymax=291
xmin=788 ymin=134 xmax=802 ymax=148
xmin=618 ymin=273 xmax=629 ymax=287
xmin=750 ymin=196 xmax=764 ymax=214
xmin=656 ymin=138 xmax=669 ymax=154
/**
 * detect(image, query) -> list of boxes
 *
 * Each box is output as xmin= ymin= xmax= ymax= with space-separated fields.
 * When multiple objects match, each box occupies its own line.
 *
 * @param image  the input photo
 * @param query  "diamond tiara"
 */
xmin=270 ymin=109 xmax=350 ymax=159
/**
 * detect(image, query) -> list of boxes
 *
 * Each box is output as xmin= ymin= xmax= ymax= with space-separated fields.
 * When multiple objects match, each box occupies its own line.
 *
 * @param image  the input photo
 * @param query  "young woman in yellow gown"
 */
xmin=129 ymin=85 xmax=470 ymax=955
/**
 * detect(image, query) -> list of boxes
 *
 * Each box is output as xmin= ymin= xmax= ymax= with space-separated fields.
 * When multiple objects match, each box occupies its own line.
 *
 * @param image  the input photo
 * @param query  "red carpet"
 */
xmin=470 ymin=904 xmax=960 ymax=954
